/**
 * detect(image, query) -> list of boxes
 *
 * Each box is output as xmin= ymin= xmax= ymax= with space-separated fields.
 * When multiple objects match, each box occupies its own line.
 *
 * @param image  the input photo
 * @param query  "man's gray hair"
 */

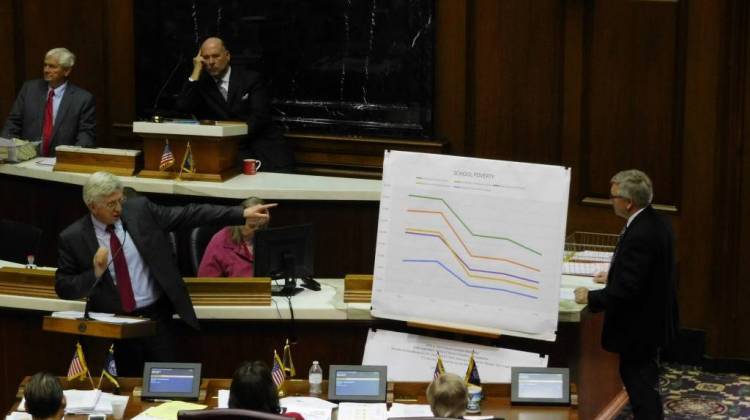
xmin=611 ymin=169 xmax=653 ymax=208
xmin=45 ymin=47 xmax=76 ymax=68
xmin=83 ymin=172 xmax=123 ymax=206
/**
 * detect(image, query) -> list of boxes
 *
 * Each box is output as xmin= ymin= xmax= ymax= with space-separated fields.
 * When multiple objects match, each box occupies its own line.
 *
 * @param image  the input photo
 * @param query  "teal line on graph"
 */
xmin=408 ymin=194 xmax=542 ymax=256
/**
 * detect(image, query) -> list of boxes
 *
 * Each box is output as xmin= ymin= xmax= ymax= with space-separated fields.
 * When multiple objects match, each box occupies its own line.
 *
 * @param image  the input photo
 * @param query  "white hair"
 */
xmin=83 ymin=172 xmax=123 ymax=206
xmin=611 ymin=169 xmax=653 ymax=208
xmin=45 ymin=48 xmax=76 ymax=68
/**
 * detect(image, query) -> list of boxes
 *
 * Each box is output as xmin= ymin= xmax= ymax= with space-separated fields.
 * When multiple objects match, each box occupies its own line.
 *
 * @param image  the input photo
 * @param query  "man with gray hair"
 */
xmin=574 ymin=169 xmax=678 ymax=419
xmin=55 ymin=171 xmax=275 ymax=375
xmin=1 ymin=47 xmax=95 ymax=156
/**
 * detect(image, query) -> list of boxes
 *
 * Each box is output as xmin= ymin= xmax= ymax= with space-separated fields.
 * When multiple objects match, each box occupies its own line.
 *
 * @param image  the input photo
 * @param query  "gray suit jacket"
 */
xmin=1 ymin=79 xmax=96 ymax=155
xmin=55 ymin=196 xmax=245 ymax=330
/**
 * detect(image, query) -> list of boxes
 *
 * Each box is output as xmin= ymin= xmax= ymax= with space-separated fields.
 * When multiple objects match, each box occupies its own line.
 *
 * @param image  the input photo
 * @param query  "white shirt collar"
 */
xmin=49 ymin=81 xmax=68 ymax=96
xmin=626 ymin=206 xmax=647 ymax=228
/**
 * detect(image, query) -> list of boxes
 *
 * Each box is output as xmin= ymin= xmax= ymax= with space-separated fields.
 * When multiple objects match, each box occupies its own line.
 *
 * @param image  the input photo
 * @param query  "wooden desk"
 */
xmin=9 ymin=377 xmax=578 ymax=420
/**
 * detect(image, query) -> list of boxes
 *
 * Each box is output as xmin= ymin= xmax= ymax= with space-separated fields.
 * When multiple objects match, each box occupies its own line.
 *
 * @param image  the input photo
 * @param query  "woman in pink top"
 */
xmin=197 ymin=197 xmax=270 ymax=277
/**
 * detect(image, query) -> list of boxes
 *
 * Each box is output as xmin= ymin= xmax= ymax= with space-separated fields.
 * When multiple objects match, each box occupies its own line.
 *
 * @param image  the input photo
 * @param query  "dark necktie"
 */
xmin=217 ymin=78 xmax=228 ymax=101
xmin=106 ymin=224 xmax=136 ymax=312
xmin=42 ymin=90 xmax=54 ymax=156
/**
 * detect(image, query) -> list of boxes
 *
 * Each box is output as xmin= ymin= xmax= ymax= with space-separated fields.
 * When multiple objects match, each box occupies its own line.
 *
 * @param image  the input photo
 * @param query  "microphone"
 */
xmin=80 ymin=226 xmax=130 ymax=321
xmin=151 ymin=51 xmax=186 ymax=122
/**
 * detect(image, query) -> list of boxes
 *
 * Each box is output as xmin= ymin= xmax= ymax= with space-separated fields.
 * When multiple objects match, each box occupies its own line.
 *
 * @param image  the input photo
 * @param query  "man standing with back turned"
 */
xmin=575 ymin=169 xmax=678 ymax=419
xmin=55 ymin=171 xmax=276 ymax=375
xmin=2 ymin=47 xmax=95 ymax=156
xmin=176 ymin=37 xmax=294 ymax=172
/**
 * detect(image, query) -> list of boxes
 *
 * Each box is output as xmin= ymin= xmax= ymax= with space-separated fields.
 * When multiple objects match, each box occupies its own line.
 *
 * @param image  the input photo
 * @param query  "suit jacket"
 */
xmin=55 ymin=196 xmax=244 ymax=330
xmin=1 ymin=79 xmax=95 ymax=155
xmin=587 ymin=206 xmax=679 ymax=355
xmin=175 ymin=67 xmax=294 ymax=172
xmin=197 ymin=227 xmax=254 ymax=278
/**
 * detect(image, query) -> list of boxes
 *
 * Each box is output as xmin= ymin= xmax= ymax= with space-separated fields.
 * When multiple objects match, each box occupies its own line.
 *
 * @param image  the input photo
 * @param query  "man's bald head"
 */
xmin=200 ymin=37 xmax=230 ymax=78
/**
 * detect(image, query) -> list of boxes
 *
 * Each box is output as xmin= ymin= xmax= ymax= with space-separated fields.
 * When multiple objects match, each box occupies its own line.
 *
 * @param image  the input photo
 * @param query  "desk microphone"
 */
xmin=79 ymin=225 xmax=130 ymax=321
xmin=151 ymin=51 xmax=185 ymax=122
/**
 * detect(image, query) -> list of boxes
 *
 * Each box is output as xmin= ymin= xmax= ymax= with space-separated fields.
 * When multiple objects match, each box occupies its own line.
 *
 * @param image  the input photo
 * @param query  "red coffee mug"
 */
xmin=243 ymin=159 xmax=262 ymax=175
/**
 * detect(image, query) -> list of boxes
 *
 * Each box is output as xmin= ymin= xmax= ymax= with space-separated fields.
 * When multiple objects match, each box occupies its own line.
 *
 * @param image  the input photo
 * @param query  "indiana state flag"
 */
xmin=101 ymin=344 xmax=120 ymax=388
xmin=464 ymin=351 xmax=481 ymax=386
xmin=180 ymin=141 xmax=195 ymax=174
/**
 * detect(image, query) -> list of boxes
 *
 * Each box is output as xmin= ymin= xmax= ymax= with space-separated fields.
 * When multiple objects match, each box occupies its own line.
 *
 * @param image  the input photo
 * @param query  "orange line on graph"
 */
xmin=405 ymin=228 xmax=539 ymax=291
xmin=407 ymin=209 xmax=541 ymax=272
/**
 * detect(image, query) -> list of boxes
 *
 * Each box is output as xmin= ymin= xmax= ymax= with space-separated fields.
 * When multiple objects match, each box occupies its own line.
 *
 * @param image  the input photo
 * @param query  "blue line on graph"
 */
xmin=406 ymin=231 xmax=540 ymax=284
xmin=402 ymin=259 xmax=539 ymax=299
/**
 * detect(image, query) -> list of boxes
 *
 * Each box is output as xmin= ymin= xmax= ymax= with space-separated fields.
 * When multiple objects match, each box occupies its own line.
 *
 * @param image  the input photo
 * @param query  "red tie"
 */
xmin=42 ymin=89 xmax=55 ymax=156
xmin=107 ymin=224 xmax=136 ymax=313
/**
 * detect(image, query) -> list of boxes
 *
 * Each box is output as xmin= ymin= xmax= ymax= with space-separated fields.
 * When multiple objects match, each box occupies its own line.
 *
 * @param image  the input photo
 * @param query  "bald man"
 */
xmin=175 ymin=37 xmax=294 ymax=173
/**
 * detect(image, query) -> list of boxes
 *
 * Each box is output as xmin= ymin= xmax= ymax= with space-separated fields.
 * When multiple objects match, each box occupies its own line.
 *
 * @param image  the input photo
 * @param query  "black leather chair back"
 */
xmin=0 ymin=219 xmax=43 ymax=264
xmin=178 ymin=408 xmax=289 ymax=420
xmin=189 ymin=225 xmax=223 ymax=275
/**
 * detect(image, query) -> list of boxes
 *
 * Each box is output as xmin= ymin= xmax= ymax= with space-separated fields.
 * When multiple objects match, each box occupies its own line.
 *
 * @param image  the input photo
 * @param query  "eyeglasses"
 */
xmin=101 ymin=196 xmax=126 ymax=210
xmin=609 ymin=194 xmax=628 ymax=200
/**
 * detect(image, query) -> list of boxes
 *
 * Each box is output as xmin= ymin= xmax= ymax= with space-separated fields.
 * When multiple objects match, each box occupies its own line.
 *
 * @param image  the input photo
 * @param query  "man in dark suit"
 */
xmin=55 ymin=171 xmax=275 ymax=375
xmin=176 ymin=37 xmax=295 ymax=173
xmin=1 ymin=47 xmax=95 ymax=156
xmin=575 ymin=169 xmax=678 ymax=420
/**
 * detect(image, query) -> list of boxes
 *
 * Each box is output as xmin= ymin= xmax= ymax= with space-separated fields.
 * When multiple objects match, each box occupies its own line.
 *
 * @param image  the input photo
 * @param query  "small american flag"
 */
xmin=272 ymin=350 xmax=286 ymax=389
xmin=159 ymin=140 xmax=175 ymax=171
xmin=67 ymin=342 xmax=89 ymax=381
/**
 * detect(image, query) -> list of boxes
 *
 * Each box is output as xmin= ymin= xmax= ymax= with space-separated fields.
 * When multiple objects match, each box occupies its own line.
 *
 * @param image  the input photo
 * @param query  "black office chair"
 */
xmin=177 ymin=408 xmax=289 ymax=420
xmin=0 ymin=219 xmax=43 ymax=264
xmin=189 ymin=225 xmax=223 ymax=275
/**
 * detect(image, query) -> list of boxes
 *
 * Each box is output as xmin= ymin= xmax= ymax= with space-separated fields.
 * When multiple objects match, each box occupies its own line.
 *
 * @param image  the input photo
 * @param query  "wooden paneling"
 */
xmin=469 ymin=0 xmax=565 ymax=164
xmin=0 ymin=0 xmax=16 ymax=123
xmin=582 ymin=0 xmax=685 ymax=205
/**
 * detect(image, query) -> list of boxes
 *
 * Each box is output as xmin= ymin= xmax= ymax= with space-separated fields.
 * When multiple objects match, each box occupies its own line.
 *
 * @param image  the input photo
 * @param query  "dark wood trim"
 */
xmin=434 ymin=0 xmax=467 ymax=155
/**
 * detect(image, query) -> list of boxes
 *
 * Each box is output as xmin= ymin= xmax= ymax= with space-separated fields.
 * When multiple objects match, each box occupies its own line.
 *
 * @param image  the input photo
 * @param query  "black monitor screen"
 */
xmin=254 ymin=224 xmax=314 ymax=279
xmin=141 ymin=362 xmax=202 ymax=400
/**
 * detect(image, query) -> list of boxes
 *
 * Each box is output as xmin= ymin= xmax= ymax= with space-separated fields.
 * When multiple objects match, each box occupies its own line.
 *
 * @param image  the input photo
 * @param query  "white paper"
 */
xmin=64 ymin=389 xmax=102 ymax=413
xmin=372 ymin=151 xmax=570 ymax=341
xmin=387 ymin=403 xmax=433 ymax=417
xmin=362 ymin=329 xmax=547 ymax=382
xmin=561 ymin=261 xmax=610 ymax=276
xmin=280 ymin=396 xmax=337 ymax=420
xmin=336 ymin=402 xmax=387 ymax=420
xmin=217 ymin=389 xmax=229 ymax=408
xmin=49 ymin=311 xmax=147 ymax=324
xmin=35 ymin=158 xmax=56 ymax=166
xmin=569 ymin=250 xmax=613 ymax=262
xmin=559 ymin=288 xmax=575 ymax=301
xmin=4 ymin=412 xmax=31 ymax=420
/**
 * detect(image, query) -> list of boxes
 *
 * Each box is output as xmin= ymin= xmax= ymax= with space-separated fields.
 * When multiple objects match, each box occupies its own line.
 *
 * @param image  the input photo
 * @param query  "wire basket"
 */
xmin=563 ymin=231 xmax=618 ymax=276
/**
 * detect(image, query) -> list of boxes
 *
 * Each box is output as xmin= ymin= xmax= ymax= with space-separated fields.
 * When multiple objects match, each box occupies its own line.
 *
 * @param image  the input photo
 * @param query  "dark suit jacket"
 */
xmin=587 ymin=206 xmax=679 ymax=356
xmin=55 ymin=196 xmax=244 ymax=330
xmin=1 ymin=79 xmax=96 ymax=155
xmin=175 ymin=67 xmax=294 ymax=172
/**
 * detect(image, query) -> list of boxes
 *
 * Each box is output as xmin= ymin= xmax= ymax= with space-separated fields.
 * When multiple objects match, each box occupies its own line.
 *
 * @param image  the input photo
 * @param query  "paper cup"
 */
xmin=110 ymin=399 xmax=127 ymax=419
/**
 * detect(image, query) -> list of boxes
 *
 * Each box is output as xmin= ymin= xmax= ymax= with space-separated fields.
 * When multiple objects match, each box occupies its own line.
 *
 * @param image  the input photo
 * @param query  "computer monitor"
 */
xmin=511 ymin=367 xmax=570 ymax=405
xmin=327 ymin=365 xmax=388 ymax=402
xmin=141 ymin=362 xmax=202 ymax=401
xmin=254 ymin=223 xmax=315 ymax=296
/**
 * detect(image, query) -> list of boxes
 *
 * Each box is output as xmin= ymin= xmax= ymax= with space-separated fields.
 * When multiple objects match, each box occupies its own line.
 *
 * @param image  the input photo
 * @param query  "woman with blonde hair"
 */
xmin=198 ymin=197 xmax=269 ymax=277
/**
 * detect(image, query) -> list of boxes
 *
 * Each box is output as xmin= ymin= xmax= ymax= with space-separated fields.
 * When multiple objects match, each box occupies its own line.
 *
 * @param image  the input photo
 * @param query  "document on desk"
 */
xmin=50 ymin=311 xmax=148 ymax=323
xmin=135 ymin=401 xmax=206 ymax=420
xmin=280 ymin=396 xmax=337 ymax=420
xmin=337 ymin=402 xmax=387 ymax=420
xmin=387 ymin=403 xmax=433 ymax=417
xmin=4 ymin=412 xmax=31 ymax=420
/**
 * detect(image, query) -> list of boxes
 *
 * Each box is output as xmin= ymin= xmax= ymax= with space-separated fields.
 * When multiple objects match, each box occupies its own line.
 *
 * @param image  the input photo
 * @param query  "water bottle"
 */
xmin=308 ymin=361 xmax=323 ymax=396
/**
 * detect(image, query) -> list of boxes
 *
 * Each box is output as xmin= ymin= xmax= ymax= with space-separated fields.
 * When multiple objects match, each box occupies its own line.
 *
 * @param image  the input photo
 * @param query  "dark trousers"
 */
xmin=114 ymin=296 xmax=177 ymax=377
xmin=619 ymin=350 xmax=663 ymax=420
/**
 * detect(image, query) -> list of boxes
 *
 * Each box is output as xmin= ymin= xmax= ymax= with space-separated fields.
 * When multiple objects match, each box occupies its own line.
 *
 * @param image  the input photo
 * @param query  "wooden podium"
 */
xmin=132 ymin=121 xmax=247 ymax=182
xmin=42 ymin=315 xmax=156 ymax=339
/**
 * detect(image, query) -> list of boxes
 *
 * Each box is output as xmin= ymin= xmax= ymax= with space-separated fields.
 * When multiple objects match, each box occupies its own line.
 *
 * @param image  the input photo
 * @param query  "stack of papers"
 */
xmin=50 ymin=311 xmax=147 ymax=324
xmin=18 ymin=391 xmax=127 ymax=416
xmin=280 ymin=396 xmax=338 ymax=420
xmin=337 ymin=402 xmax=387 ymax=420
xmin=387 ymin=403 xmax=433 ymax=417
xmin=132 ymin=401 xmax=207 ymax=420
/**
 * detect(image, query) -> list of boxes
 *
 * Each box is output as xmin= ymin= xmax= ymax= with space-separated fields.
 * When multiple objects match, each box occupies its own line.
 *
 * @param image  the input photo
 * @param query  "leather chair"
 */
xmin=189 ymin=225 xmax=223 ymax=275
xmin=177 ymin=408 xmax=289 ymax=420
xmin=0 ymin=218 xmax=43 ymax=264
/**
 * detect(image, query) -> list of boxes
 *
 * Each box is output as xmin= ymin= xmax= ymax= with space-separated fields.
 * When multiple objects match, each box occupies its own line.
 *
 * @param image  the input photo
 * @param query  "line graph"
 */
xmin=372 ymin=151 xmax=570 ymax=340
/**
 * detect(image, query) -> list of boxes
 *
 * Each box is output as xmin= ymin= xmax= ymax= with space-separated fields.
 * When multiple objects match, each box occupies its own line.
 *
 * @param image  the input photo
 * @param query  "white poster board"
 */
xmin=362 ymin=329 xmax=548 ymax=382
xmin=372 ymin=151 xmax=570 ymax=341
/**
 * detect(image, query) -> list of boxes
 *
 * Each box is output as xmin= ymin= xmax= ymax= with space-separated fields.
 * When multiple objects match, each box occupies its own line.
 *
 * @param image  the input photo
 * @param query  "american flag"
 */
xmin=67 ymin=342 xmax=89 ymax=381
xmin=272 ymin=351 xmax=286 ymax=389
xmin=159 ymin=140 xmax=175 ymax=171
xmin=433 ymin=352 xmax=446 ymax=380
